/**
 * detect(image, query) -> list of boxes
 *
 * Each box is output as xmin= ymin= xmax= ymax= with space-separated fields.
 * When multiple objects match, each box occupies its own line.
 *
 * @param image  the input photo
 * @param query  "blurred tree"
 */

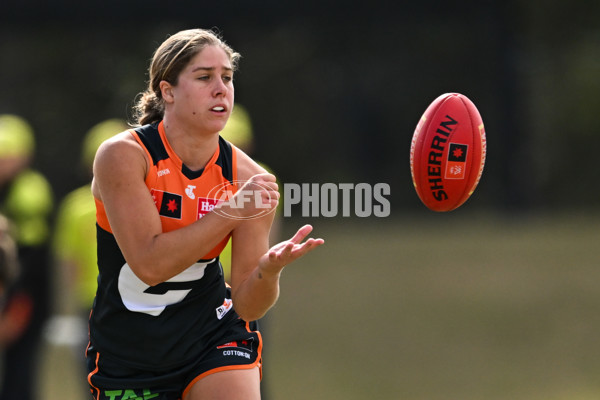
xmin=0 ymin=1 xmax=598 ymax=213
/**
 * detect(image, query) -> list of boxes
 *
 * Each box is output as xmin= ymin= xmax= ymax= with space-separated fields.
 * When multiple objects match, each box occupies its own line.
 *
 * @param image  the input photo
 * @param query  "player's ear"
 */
xmin=160 ymin=80 xmax=175 ymax=103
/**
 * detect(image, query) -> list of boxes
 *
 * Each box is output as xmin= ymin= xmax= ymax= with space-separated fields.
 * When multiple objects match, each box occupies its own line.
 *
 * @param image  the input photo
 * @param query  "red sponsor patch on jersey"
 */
xmin=197 ymin=197 xmax=220 ymax=219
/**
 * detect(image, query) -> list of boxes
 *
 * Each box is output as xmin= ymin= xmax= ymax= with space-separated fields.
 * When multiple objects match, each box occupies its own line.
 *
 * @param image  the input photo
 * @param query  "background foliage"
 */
xmin=2 ymin=0 xmax=599 ymax=213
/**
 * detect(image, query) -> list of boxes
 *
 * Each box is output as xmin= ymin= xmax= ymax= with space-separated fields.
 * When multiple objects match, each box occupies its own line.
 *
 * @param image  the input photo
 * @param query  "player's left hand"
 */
xmin=258 ymin=224 xmax=324 ymax=275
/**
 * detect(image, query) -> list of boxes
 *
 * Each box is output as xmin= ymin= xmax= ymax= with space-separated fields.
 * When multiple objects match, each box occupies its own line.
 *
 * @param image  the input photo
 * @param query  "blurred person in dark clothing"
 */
xmin=0 ymin=214 xmax=19 ymax=305
xmin=0 ymin=114 xmax=54 ymax=400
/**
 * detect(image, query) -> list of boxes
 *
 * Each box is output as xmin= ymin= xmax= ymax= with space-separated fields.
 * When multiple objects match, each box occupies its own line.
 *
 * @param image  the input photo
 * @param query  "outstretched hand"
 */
xmin=258 ymin=224 xmax=324 ymax=276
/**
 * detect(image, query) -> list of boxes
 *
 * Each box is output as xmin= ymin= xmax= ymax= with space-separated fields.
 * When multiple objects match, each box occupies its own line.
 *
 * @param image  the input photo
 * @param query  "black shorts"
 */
xmin=86 ymin=319 xmax=262 ymax=400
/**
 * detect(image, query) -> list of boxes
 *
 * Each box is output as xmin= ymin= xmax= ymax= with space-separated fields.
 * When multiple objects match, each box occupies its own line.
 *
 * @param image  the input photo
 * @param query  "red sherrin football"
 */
xmin=410 ymin=93 xmax=486 ymax=212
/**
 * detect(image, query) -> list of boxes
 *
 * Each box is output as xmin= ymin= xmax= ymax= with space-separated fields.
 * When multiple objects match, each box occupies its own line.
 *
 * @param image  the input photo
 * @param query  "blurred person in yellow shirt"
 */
xmin=53 ymin=119 xmax=127 ymax=316
xmin=51 ymin=119 xmax=127 ymax=374
xmin=0 ymin=114 xmax=54 ymax=400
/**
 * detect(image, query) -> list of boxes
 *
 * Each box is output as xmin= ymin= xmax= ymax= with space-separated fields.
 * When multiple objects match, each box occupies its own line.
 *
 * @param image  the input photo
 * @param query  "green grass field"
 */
xmin=40 ymin=212 xmax=600 ymax=399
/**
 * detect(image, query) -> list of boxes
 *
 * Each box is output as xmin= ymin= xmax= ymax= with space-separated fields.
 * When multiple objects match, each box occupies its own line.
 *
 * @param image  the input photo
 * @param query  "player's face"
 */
xmin=170 ymin=45 xmax=235 ymax=134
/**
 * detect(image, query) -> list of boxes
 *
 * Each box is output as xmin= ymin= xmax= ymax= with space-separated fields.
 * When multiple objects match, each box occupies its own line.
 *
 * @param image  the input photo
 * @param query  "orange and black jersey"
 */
xmin=89 ymin=121 xmax=242 ymax=369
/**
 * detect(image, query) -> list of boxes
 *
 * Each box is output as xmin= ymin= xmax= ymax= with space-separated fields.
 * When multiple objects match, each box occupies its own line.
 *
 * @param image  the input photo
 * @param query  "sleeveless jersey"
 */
xmin=89 ymin=121 xmax=241 ymax=370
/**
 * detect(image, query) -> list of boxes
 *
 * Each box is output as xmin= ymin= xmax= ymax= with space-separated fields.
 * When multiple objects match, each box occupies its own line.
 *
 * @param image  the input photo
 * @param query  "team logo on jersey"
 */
xmin=151 ymin=189 xmax=182 ymax=219
xmin=119 ymin=261 xmax=209 ymax=316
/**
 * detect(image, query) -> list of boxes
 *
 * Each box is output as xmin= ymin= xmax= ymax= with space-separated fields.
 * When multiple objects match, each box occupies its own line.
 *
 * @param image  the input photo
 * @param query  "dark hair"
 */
xmin=133 ymin=29 xmax=241 ymax=126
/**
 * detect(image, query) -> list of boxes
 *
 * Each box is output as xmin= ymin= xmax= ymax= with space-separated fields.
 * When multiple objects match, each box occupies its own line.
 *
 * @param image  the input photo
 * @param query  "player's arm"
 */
xmin=92 ymin=133 xmax=240 ymax=286
xmin=229 ymin=150 xmax=324 ymax=321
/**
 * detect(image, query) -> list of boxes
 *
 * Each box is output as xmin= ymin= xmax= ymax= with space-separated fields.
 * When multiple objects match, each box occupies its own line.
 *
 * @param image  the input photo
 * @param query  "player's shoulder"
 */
xmin=95 ymin=130 xmax=146 ymax=170
xmin=92 ymin=129 xmax=149 ymax=199
xmin=97 ymin=129 xmax=138 ymax=152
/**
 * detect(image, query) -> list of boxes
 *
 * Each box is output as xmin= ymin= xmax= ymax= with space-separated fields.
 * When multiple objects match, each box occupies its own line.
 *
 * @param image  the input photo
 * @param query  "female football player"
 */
xmin=87 ymin=28 xmax=323 ymax=400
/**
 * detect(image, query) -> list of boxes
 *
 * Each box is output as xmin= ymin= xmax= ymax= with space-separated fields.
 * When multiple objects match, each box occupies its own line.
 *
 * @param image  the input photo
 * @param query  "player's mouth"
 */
xmin=211 ymin=105 xmax=226 ymax=113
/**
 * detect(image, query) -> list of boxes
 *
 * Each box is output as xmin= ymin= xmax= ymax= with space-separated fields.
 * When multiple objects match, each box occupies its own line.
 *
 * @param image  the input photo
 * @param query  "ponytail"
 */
xmin=133 ymin=90 xmax=164 ymax=126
